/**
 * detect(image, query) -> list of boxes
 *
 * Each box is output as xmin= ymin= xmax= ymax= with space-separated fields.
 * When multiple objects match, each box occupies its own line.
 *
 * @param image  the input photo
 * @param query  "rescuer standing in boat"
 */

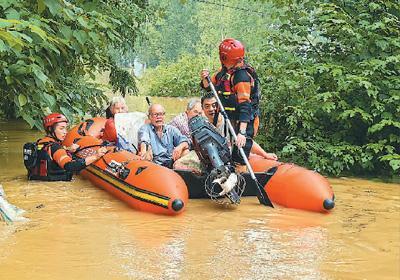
xmin=200 ymin=38 xmax=276 ymax=172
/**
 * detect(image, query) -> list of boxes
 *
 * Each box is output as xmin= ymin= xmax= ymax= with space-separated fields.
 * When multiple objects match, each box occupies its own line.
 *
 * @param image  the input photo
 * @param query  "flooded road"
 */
xmin=0 ymin=96 xmax=399 ymax=279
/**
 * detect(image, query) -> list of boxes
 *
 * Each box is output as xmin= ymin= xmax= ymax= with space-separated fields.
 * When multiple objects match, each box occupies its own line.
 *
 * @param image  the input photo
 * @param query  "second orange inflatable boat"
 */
xmin=180 ymin=157 xmax=334 ymax=213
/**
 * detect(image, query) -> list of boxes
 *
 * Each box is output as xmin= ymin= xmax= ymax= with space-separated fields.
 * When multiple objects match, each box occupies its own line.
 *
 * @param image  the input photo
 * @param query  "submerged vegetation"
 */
xmin=0 ymin=0 xmax=399 ymax=176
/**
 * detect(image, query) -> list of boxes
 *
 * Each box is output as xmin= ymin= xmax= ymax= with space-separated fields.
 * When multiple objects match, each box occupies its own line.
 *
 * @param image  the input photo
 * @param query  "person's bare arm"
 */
xmin=84 ymin=147 xmax=107 ymax=165
xmin=172 ymin=142 xmax=189 ymax=161
xmin=139 ymin=142 xmax=153 ymax=161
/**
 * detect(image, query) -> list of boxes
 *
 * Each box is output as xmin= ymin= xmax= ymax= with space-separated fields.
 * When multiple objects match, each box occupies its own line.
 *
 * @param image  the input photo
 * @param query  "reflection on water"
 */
xmin=0 ymin=97 xmax=399 ymax=279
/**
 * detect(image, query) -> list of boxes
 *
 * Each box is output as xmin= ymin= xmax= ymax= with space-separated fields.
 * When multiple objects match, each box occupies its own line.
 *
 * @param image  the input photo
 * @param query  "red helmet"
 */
xmin=219 ymin=38 xmax=245 ymax=67
xmin=43 ymin=113 xmax=68 ymax=131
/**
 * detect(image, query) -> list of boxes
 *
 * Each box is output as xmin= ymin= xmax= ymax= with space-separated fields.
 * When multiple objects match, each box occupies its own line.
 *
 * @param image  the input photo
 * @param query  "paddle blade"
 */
xmin=255 ymin=181 xmax=274 ymax=207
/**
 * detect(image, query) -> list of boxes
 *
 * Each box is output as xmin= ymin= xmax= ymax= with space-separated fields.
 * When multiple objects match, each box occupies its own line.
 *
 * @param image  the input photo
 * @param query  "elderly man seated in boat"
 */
xmin=138 ymin=104 xmax=190 ymax=168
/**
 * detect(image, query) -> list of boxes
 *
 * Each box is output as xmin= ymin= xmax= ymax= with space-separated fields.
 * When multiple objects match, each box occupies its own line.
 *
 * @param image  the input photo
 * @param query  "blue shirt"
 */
xmin=138 ymin=124 xmax=189 ymax=167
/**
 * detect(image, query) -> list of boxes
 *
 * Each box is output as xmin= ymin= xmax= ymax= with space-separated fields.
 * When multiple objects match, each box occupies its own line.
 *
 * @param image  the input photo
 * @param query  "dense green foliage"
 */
xmin=0 ymin=0 xmax=147 ymax=128
xmin=136 ymin=0 xmax=200 ymax=67
xmin=141 ymin=54 xmax=207 ymax=96
xmin=257 ymin=0 xmax=400 ymax=176
xmin=138 ymin=0 xmax=399 ymax=176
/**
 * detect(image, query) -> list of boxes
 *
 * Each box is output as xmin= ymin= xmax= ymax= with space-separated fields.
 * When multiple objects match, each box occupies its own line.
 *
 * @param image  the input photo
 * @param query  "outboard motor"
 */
xmin=189 ymin=116 xmax=245 ymax=205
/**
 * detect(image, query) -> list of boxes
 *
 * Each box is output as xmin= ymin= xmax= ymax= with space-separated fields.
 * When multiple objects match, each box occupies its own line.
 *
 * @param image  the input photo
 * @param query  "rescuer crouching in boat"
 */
xmin=23 ymin=113 xmax=107 ymax=181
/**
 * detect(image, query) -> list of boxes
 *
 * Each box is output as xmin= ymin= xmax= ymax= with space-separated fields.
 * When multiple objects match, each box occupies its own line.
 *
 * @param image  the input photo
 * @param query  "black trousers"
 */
xmin=230 ymin=118 xmax=255 ymax=165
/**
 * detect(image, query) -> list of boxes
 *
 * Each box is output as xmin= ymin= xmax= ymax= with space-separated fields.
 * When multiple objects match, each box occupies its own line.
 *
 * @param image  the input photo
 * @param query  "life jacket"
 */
xmin=23 ymin=137 xmax=73 ymax=181
xmin=213 ymin=64 xmax=261 ymax=120
xmin=102 ymin=118 xmax=117 ymax=143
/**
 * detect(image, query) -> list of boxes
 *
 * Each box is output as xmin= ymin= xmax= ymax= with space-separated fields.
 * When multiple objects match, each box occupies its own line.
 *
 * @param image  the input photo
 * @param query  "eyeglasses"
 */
xmin=150 ymin=112 xmax=166 ymax=117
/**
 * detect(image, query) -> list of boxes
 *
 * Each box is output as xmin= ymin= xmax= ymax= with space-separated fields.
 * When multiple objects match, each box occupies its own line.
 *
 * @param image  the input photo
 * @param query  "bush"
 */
xmin=140 ymin=54 xmax=208 ymax=97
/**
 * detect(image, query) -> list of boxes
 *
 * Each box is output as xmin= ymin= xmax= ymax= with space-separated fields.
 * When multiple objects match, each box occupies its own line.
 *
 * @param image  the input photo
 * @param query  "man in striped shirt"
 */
xmin=168 ymin=98 xmax=203 ymax=146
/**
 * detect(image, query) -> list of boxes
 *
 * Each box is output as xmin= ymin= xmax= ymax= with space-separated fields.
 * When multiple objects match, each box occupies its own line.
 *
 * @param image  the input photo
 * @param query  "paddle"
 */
xmin=205 ymin=76 xmax=273 ymax=207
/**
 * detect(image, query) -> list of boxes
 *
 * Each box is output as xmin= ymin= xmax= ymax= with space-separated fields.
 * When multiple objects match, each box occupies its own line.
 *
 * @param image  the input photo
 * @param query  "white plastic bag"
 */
xmin=114 ymin=112 xmax=147 ymax=153
xmin=0 ymin=184 xmax=29 ymax=223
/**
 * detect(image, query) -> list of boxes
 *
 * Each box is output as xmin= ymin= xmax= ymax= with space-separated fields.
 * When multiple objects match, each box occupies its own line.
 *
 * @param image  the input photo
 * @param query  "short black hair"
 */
xmin=201 ymin=92 xmax=215 ymax=105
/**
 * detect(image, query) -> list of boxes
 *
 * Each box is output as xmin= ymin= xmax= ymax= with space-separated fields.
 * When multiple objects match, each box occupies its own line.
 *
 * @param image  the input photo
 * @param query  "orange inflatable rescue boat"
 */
xmin=64 ymin=116 xmax=334 ymax=214
xmin=63 ymin=122 xmax=188 ymax=216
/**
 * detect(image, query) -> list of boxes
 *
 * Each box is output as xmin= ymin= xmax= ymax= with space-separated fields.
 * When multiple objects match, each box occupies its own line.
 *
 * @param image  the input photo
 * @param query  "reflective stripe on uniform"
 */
xmin=235 ymin=82 xmax=252 ymax=104
xmin=53 ymin=149 xmax=72 ymax=168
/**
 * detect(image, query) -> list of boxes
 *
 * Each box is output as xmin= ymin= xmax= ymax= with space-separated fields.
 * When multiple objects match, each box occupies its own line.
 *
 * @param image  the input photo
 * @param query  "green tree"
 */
xmin=0 ymin=0 xmax=148 ymax=127
xmin=136 ymin=0 xmax=200 ymax=68
xmin=256 ymin=0 xmax=400 ymax=176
